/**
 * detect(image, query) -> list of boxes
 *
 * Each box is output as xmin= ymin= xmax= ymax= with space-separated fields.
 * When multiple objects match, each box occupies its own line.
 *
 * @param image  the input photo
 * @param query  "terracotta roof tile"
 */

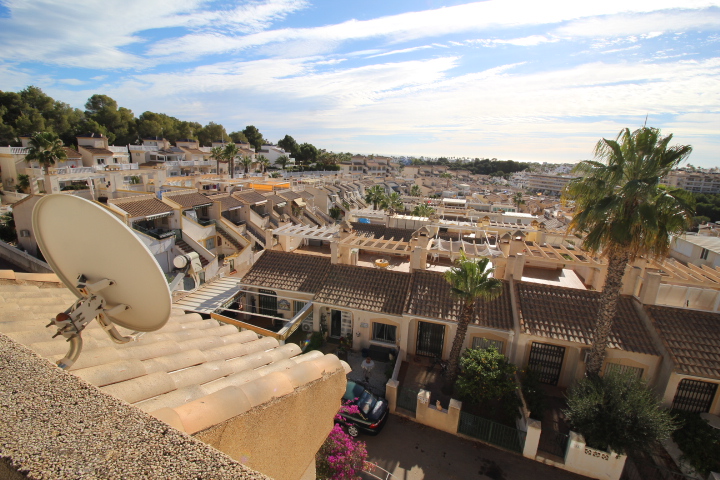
xmin=242 ymin=251 xmax=332 ymax=293
xmin=164 ymin=192 xmax=213 ymax=209
xmin=315 ymin=265 xmax=411 ymax=316
xmin=405 ymin=270 xmax=513 ymax=330
xmin=277 ymin=191 xmax=302 ymax=201
xmin=233 ymin=190 xmax=268 ymax=205
xmin=80 ymin=146 xmax=113 ymax=155
xmin=297 ymin=191 xmax=314 ymax=201
xmin=263 ymin=193 xmax=286 ymax=205
xmin=206 ymin=193 xmax=244 ymax=211
xmin=62 ymin=147 xmax=82 ymax=159
xmin=645 ymin=305 xmax=720 ymax=380
xmin=109 ymin=196 xmax=174 ymax=218
xmin=515 ymin=282 xmax=658 ymax=355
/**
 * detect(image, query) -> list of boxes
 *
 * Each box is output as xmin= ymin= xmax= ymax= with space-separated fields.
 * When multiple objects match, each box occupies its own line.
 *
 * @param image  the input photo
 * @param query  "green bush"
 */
xmin=521 ymin=369 xmax=547 ymax=421
xmin=672 ymin=411 xmax=720 ymax=477
xmin=456 ymin=346 xmax=521 ymax=419
xmin=564 ymin=371 xmax=677 ymax=454
xmin=303 ymin=331 xmax=324 ymax=353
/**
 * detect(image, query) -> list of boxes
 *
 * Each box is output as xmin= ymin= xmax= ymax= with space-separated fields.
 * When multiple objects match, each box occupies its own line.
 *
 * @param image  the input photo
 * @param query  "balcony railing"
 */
xmin=133 ymin=225 xmax=180 ymax=240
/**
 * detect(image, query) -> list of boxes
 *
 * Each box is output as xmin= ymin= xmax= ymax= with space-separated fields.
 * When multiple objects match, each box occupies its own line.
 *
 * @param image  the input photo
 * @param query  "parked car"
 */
xmin=336 ymin=381 xmax=389 ymax=437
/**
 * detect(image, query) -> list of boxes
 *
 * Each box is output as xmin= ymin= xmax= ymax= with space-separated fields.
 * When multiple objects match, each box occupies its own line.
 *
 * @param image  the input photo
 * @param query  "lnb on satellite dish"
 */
xmin=32 ymin=194 xmax=172 ymax=369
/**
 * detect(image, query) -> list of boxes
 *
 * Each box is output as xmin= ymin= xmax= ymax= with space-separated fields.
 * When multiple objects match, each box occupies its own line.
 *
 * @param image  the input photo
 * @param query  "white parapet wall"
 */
xmin=564 ymin=432 xmax=627 ymax=480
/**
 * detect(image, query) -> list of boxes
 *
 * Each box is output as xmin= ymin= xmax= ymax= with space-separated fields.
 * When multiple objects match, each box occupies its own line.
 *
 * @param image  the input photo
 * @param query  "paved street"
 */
xmin=363 ymin=415 xmax=591 ymax=480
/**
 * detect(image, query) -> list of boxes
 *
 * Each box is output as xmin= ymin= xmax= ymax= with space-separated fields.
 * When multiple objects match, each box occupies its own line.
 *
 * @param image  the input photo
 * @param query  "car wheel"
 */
xmin=347 ymin=424 xmax=360 ymax=437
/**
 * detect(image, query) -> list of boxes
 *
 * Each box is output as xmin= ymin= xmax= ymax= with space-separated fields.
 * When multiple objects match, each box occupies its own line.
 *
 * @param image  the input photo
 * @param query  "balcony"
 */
xmin=133 ymin=224 xmax=180 ymax=240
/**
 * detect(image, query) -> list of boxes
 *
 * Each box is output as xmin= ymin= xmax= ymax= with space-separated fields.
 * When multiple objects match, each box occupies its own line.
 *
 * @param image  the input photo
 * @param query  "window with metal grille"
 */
xmin=472 ymin=337 xmax=504 ymax=353
xmin=604 ymin=363 xmax=644 ymax=380
xmin=372 ymin=323 xmax=397 ymax=344
xmin=672 ymin=379 xmax=718 ymax=413
xmin=701 ymin=248 xmax=709 ymax=260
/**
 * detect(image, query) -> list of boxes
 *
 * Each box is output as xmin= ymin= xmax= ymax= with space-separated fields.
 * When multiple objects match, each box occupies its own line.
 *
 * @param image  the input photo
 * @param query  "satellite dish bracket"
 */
xmin=48 ymin=274 xmax=142 ymax=369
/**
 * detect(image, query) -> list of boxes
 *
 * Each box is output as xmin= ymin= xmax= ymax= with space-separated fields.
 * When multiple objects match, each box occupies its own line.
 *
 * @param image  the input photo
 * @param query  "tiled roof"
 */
xmin=233 ymin=190 xmax=268 ymax=205
xmin=207 ymin=193 xmax=244 ymax=211
xmin=180 ymin=146 xmax=207 ymax=155
xmin=263 ymin=193 xmax=287 ymax=205
xmin=315 ymin=265 xmax=411 ymax=316
xmin=515 ymin=282 xmax=658 ymax=355
xmin=277 ymin=191 xmax=302 ymax=201
xmin=645 ymin=305 xmax=720 ymax=379
xmin=164 ymin=192 xmax=213 ymax=209
xmin=297 ymin=191 xmax=314 ymax=201
xmin=109 ymin=195 xmax=174 ymax=218
xmin=80 ymin=146 xmax=113 ymax=155
xmin=62 ymin=147 xmax=82 ymax=159
xmin=242 ymin=250 xmax=332 ymax=293
xmin=0 ymin=282 xmax=347 ymax=439
xmin=350 ymin=222 xmax=414 ymax=242
xmin=405 ymin=270 xmax=513 ymax=330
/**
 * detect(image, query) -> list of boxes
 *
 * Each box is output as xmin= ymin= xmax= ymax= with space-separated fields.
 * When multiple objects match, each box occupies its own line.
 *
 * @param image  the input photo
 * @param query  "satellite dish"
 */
xmin=32 ymin=194 xmax=171 ymax=369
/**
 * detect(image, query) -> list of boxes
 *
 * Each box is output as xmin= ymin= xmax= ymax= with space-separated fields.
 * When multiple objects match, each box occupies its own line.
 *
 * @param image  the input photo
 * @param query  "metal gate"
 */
xmin=671 ymin=378 xmax=718 ymax=413
xmin=527 ymin=342 xmax=565 ymax=385
xmin=416 ymin=322 xmax=445 ymax=357
xmin=458 ymin=411 xmax=526 ymax=454
xmin=396 ymin=387 xmax=418 ymax=413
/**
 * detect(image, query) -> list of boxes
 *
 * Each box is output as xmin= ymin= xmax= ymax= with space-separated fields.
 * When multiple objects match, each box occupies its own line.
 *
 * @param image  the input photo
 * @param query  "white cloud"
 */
xmin=366 ymin=45 xmax=434 ymax=58
xmin=146 ymin=0 xmax=720 ymax=58
xmin=58 ymin=78 xmax=85 ymax=85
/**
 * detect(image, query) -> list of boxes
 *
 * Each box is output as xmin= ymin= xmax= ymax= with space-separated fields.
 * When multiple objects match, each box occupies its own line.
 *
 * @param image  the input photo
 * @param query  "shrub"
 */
xmin=672 ymin=411 xmax=720 ymax=477
xmin=564 ymin=371 xmax=676 ymax=454
xmin=521 ymin=369 xmax=547 ymax=421
xmin=303 ymin=331 xmax=324 ymax=353
xmin=316 ymin=424 xmax=367 ymax=479
xmin=456 ymin=346 xmax=521 ymax=419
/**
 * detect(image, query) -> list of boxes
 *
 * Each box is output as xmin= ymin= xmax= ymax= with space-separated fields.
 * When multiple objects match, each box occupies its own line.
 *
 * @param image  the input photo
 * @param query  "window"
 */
xmin=472 ymin=337 xmax=504 ymax=352
xmin=113 ymin=157 xmax=119 ymax=163
xmin=701 ymin=248 xmax=709 ymax=260
xmin=206 ymin=237 xmax=215 ymax=250
xmin=604 ymin=363 xmax=643 ymax=380
xmin=97 ymin=158 xmax=105 ymax=165
xmin=372 ymin=323 xmax=397 ymax=343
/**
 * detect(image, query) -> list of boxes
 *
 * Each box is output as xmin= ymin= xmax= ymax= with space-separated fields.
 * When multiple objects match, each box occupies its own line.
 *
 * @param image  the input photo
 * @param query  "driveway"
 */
xmin=363 ymin=415 xmax=591 ymax=480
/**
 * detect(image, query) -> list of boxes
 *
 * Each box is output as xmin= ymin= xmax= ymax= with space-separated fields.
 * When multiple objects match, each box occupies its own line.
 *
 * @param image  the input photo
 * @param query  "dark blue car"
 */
xmin=336 ymin=381 xmax=389 ymax=437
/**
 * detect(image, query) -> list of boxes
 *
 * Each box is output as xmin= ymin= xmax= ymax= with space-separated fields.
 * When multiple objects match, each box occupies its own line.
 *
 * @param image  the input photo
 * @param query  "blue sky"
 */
xmin=1 ymin=0 xmax=719 ymax=167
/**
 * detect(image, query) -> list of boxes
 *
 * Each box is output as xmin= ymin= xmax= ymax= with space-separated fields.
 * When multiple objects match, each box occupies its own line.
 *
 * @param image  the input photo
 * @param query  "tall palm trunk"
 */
xmin=446 ymin=301 xmax=474 ymax=384
xmin=229 ymin=158 xmax=234 ymax=179
xmin=586 ymin=251 xmax=630 ymax=376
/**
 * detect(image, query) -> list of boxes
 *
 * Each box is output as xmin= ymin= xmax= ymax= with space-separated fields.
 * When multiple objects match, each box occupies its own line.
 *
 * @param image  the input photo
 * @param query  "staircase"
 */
xmin=314 ymin=208 xmax=334 ymax=224
xmin=175 ymin=239 xmax=209 ymax=266
xmin=215 ymin=220 xmax=249 ymax=252
xmin=245 ymin=221 xmax=266 ymax=249
xmin=304 ymin=209 xmax=325 ymax=226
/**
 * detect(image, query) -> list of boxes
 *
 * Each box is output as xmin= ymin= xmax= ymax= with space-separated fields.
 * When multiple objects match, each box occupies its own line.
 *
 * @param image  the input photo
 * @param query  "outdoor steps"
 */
xmin=175 ymin=239 xmax=209 ymax=267
xmin=303 ymin=209 xmax=325 ymax=227
xmin=215 ymin=227 xmax=243 ymax=251
xmin=314 ymin=208 xmax=334 ymax=224
xmin=244 ymin=221 xmax=266 ymax=249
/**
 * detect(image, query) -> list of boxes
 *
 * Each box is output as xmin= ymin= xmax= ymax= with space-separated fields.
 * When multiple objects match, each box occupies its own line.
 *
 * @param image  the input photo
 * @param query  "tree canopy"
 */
xmin=242 ymin=125 xmax=265 ymax=151
xmin=564 ymin=127 xmax=695 ymax=376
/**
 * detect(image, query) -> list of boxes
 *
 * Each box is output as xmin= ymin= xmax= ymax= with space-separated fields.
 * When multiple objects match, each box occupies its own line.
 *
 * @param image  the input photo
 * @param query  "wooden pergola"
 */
xmin=522 ymin=241 xmax=604 ymax=267
xmin=338 ymin=234 xmax=412 ymax=254
xmin=272 ymin=223 xmax=340 ymax=241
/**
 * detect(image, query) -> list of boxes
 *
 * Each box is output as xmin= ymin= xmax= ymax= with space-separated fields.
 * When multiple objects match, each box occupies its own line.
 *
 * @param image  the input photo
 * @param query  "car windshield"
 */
xmin=354 ymin=390 xmax=385 ymax=421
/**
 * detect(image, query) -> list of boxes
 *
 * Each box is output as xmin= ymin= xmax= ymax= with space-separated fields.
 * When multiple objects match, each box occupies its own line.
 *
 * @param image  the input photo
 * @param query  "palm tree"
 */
xmin=364 ymin=185 xmax=386 ymax=210
xmin=444 ymin=253 xmax=503 ymax=384
xmin=512 ymin=192 xmax=525 ymax=211
xmin=412 ymin=203 xmax=435 ymax=217
xmin=209 ymin=146 xmax=225 ymax=176
xmin=564 ymin=126 xmax=694 ymax=376
xmin=276 ymin=155 xmax=290 ymax=171
xmin=16 ymin=174 xmax=30 ymax=193
xmin=240 ymin=155 xmax=253 ymax=177
xmin=257 ymin=155 xmax=271 ymax=174
xmin=410 ymin=184 xmax=422 ymax=197
xmin=380 ymin=191 xmax=404 ymax=215
xmin=223 ymin=142 xmax=239 ymax=179
xmin=26 ymin=132 xmax=67 ymax=175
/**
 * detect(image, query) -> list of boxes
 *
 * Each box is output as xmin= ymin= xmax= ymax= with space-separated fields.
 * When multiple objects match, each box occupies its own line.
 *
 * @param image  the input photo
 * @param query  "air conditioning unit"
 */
xmin=302 ymin=323 xmax=312 ymax=332
xmin=19 ymin=230 xmax=30 ymax=238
